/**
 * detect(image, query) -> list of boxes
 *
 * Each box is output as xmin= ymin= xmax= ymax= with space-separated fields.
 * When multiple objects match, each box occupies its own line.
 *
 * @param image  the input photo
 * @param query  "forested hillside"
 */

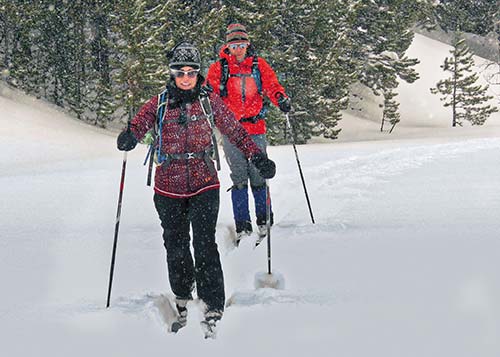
xmin=1 ymin=1 xmax=498 ymax=142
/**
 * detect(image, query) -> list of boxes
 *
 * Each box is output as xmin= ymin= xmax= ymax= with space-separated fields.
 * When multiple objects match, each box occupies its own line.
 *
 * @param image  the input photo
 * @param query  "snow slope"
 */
xmin=338 ymin=33 xmax=500 ymax=142
xmin=1 ymin=34 xmax=500 ymax=357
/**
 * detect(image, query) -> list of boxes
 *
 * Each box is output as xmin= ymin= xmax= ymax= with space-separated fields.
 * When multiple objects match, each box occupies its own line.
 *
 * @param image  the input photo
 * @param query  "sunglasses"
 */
xmin=228 ymin=43 xmax=249 ymax=50
xmin=170 ymin=69 xmax=200 ymax=78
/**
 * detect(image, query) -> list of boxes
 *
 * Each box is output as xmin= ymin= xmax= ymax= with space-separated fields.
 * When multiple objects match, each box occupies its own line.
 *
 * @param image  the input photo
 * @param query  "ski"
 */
xmin=153 ymin=294 xmax=187 ymax=334
xmin=200 ymin=309 xmax=222 ymax=339
xmin=234 ymin=230 xmax=252 ymax=247
xmin=171 ymin=320 xmax=185 ymax=333
xmin=200 ymin=320 xmax=217 ymax=339
xmin=255 ymin=232 xmax=266 ymax=247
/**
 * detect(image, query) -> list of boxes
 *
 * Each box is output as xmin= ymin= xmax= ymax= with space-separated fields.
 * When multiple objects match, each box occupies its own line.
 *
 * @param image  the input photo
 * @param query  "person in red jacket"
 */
xmin=206 ymin=23 xmax=291 ymax=243
xmin=116 ymin=42 xmax=275 ymax=337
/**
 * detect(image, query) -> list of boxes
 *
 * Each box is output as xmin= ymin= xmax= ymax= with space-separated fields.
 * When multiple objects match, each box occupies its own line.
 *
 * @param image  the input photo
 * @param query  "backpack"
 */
xmin=218 ymin=55 xmax=268 ymax=122
xmin=219 ymin=56 xmax=262 ymax=98
xmin=144 ymin=87 xmax=220 ymax=186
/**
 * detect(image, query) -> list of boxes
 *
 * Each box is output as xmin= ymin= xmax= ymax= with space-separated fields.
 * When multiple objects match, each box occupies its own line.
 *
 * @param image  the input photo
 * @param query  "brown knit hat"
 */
xmin=226 ymin=23 xmax=249 ymax=43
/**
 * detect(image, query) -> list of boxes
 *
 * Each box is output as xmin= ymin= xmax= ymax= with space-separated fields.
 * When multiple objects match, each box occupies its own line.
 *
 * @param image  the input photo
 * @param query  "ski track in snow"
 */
xmin=277 ymin=137 xmax=500 ymax=226
xmin=53 ymin=293 xmax=180 ymax=333
xmin=226 ymin=288 xmax=339 ymax=308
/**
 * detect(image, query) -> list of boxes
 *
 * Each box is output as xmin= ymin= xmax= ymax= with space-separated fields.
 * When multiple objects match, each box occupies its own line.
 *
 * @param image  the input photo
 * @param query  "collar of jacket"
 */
xmin=167 ymin=75 xmax=204 ymax=109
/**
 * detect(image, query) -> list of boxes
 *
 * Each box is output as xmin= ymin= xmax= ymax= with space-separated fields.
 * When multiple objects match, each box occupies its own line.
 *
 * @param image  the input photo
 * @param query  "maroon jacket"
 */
xmin=130 ymin=90 xmax=261 ymax=198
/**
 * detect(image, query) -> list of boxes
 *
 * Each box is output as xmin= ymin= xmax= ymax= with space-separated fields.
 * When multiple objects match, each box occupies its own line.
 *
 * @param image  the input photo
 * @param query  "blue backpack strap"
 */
xmin=144 ymin=88 xmax=168 ymax=186
xmin=145 ymin=88 xmax=168 ymax=186
xmin=252 ymin=56 xmax=262 ymax=96
xmin=156 ymin=88 xmax=169 ymax=164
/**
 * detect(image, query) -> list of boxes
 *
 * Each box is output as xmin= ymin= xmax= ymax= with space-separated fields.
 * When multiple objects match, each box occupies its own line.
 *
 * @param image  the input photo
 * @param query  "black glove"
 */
xmin=251 ymin=152 xmax=276 ymax=179
xmin=117 ymin=129 xmax=138 ymax=151
xmin=277 ymin=93 xmax=291 ymax=113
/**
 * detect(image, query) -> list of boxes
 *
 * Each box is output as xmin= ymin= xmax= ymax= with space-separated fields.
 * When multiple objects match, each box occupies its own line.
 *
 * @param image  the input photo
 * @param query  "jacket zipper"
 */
xmin=185 ymin=107 xmax=191 ymax=193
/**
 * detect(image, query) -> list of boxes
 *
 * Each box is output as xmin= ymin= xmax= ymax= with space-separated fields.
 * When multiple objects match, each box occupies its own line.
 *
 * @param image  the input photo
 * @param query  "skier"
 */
xmin=116 ymin=42 xmax=276 ymax=337
xmin=206 ymin=23 xmax=291 ymax=244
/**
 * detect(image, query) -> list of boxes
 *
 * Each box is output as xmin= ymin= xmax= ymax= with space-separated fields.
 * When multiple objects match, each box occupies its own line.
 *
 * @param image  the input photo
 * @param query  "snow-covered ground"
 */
xmin=1 ymin=34 xmax=500 ymax=356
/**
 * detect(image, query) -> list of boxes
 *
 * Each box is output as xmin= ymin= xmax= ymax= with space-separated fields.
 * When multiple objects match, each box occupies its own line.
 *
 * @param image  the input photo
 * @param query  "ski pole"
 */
xmin=106 ymin=124 xmax=130 ymax=308
xmin=265 ymin=179 xmax=272 ymax=274
xmin=284 ymin=113 xmax=315 ymax=224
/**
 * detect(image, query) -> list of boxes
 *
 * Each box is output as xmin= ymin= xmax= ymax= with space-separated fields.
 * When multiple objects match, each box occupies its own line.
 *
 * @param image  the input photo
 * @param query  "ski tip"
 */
xmin=171 ymin=321 xmax=183 ymax=333
xmin=200 ymin=321 xmax=217 ymax=339
xmin=254 ymin=237 xmax=265 ymax=248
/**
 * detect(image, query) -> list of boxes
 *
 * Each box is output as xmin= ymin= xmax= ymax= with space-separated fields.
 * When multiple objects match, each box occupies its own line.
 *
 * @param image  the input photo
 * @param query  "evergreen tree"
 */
xmin=435 ymin=0 xmax=498 ymax=35
xmin=380 ymin=89 xmax=400 ymax=133
xmin=109 ymin=0 xmax=172 ymax=122
xmin=34 ymin=1 xmax=76 ymax=106
xmin=261 ymin=0 xmax=353 ymax=143
xmin=250 ymin=0 xmax=313 ymax=143
xmin=309 ymin=0 xmax=354 ymax=140
xmin=0 ymin=1 xmax=41 ymax=93
xmin=348 ymin=0 xmax=421 ymax=97
xmin=64 ymin=0 xmax=92 ymax=120
xmin=88 ymin=0 xmax=114 ymax=127
xmin=431 ymin=35 xmax=498 ymax=126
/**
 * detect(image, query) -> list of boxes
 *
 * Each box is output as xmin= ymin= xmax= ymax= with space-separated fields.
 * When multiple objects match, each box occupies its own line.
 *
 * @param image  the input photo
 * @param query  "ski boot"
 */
xmin=171 ymin=297 xmax=189 ymax=333
xmin=255 ymin=214 xmax=273 ymax=247
xmin=235 ymin=220 xmax=252 ymax=246
xmin=200 ymin=310 xmax=222 ymax=339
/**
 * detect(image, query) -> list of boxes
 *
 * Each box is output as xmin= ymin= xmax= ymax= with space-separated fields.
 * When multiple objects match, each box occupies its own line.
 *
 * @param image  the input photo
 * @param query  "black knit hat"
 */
xmin=168 ymin=42 xmax=201 ymax=70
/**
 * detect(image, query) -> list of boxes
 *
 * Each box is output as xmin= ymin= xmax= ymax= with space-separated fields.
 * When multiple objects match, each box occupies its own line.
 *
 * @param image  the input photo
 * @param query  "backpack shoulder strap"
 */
xmin=199 ymin=88 xmax=220 ymax=171
xmin=219 ymin=56 xmax=262 ymax=97
xmin=219 ymin=58 xmax=229 ymax=98
xmin=252 ymin=56 xmax=263 ymax=96
xmin=156 ymin=88 xmax=169 ymax=130
xmin=155 ymin=88 xmax=169 ymax=164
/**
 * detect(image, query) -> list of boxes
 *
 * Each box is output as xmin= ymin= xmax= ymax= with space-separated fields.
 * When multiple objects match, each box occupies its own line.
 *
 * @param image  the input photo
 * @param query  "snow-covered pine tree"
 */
xmin=88 ymin=0 xmax=114 ymax=128
xmin=0 ymin=1 xmax=41 ymax=94
xmin=381 ymin=89 xmax=400 ymax=133
xmin=35 ymin=1 xmax=77 ymax=107
xmin=435 ymin=0 xmax=498 ymax=36
xmin=159 ymin=0 xmax=228 ymax=66
xmin=64 ymin=0 xmax=92 ymax=120
xmin=308 ymin=0 xmax=353 ymax=140
xmin=263 ymin=0 xmax=351 ymax=143
xmin=271 ymin=0 xmax=317 ymax=143
xmin=348 ymin=0 xmax=421 ymax=99
xmin=109 ymin=0 xmax=172 ymax=123
xmin=431 ymin=34 xmax=498 ymax=126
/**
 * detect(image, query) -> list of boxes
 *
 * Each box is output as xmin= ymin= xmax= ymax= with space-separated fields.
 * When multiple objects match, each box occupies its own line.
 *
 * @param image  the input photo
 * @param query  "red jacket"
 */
xmin=206 ymin=46 xmax=286 ymax=135
xmin=130 ymin=91 xmax=261 ymax=198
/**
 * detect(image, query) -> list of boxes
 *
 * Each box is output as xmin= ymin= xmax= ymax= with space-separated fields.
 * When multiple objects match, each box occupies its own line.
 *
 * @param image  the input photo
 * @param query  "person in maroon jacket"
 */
xmin=116 ymin=42 xmax=275 ymax=336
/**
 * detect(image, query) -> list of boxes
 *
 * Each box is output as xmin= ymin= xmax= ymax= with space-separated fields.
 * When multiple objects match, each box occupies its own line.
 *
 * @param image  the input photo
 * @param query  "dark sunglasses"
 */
xmin=228 ymin=43 xmax=248 ymax=50
xmin=170 ymin=69 xmax=200 ymax=78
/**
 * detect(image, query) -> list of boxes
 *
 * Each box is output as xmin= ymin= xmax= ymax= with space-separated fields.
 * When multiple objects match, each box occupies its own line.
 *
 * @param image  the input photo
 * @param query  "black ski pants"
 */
xmin=153 ymin=189 xmax=225 ymax=312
